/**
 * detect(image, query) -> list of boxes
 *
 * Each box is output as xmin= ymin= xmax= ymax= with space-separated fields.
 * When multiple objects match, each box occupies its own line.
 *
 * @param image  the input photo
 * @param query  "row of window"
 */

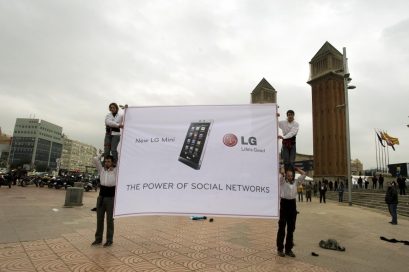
xmin=12 ymin=148 xmax=33 ymax=152
xmin=15 ymin=125 xmax=61 ymax=134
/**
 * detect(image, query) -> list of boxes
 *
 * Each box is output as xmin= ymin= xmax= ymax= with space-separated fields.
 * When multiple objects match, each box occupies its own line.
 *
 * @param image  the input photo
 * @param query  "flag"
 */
xmin=375 ymin=131 xmax=385 ymax=147
xmin=380 ymin=131 xmax=398 ymax=151
xmin=382 ymin=132 xmax=399 ymax=145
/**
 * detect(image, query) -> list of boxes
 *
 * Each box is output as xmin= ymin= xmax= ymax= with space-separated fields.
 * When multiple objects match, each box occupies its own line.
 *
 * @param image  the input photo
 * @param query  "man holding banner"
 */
xmin=276 ymin=166 xmax=306 ymax=257
xmin=91 ymin=153 xmax=117 ymax=247
xmin=104 ymin=102 xmax=124 ymax=164
xmin=278 ymin=110 xmax=299 ymax=173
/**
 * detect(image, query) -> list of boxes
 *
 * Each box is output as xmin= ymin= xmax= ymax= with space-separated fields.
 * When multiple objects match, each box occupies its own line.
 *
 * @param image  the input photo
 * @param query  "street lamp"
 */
xmin=335 ymin=47 xmax=356 ymax=206
xmin=342 ymin=47 xmax=355 ymax=206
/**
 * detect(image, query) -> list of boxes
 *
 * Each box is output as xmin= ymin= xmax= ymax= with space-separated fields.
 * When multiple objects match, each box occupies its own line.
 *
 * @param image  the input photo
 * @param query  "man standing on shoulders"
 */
xmin=104 ymin=103 xmax=124 ymax=164
xmin=385 ymin=181 xmax=398 ymax=225
xmin=92 ymin=151 xmax=117 ymax=247
xmin=276 ymin=167 xmax=306 ymax=258
xmin=278 ymin=110 xmax=299 ymax=173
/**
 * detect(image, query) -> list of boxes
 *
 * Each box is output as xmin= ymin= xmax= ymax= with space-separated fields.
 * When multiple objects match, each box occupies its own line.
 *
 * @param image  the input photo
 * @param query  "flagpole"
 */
xmin=378 ymin=132 xmax=381 ymax=171
xmin=374 ymin=131 xmax=379 ymax=172
xmin=386 ymin=143 xmax=390 ymax=173
xmin=379 ymin=137 xmax=384 ymax=172
xmin=383 ymin=144 xmax=387 ymax=173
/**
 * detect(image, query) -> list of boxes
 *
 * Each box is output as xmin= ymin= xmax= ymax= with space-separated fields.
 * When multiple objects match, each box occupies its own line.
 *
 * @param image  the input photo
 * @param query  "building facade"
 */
xmin=9 ymin=118 xmax=63 ymax=171
xmin=60 ymin=135 xmax=97 ymax=173
xmin=307 ymin=42 xmax=347 ymax=178
xmin=0 ymin=129 xmax=11 ymax=169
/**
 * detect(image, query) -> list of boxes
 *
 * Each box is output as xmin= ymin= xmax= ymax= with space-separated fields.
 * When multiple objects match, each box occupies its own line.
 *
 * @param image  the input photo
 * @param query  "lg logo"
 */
xmin=223 ymin=134 xmax=238 ymax=147
xmin=223 ymin=133 xmax=257 ymax=147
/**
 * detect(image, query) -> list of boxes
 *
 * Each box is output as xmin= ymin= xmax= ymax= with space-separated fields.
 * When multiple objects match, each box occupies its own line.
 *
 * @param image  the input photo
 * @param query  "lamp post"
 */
xmin=342 ymin=47 xmax=356 ymax=206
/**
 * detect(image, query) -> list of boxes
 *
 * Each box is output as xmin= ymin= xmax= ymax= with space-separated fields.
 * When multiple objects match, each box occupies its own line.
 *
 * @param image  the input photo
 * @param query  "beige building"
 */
xmin=0 ymin=129 xmax=11 ymax=168
xmin=60 ymin=135 xmax=97 ymax=173
xmin=351 ymin=159 xmax=363 ymax=175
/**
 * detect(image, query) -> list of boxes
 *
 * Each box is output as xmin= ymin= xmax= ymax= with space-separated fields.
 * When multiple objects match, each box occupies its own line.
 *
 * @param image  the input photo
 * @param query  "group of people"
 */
xmin=88 ymin=105 xmax=404 ymax=255
xmin=357 ymin=174 xmax=385 ymax=190
xmin=91 ymin=103 xmax=125 ymax=247
xmin=294 ymin=179 xmax=346 ymax=204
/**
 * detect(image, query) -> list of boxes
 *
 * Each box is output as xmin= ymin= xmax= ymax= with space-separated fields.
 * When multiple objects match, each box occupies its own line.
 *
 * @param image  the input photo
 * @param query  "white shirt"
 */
xmin=280 ymin=175 xmax=305 ymax=199
xmin=278 ymin=120 xmax=299 ymax=139
xmin=93 ymin=156 xmax=117 ymax=187
xmin=105 ymin=112 xmax=123 ymax=136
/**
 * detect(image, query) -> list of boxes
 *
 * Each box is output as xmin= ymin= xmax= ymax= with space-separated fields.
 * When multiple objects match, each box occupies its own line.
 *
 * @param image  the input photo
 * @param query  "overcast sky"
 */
xmin=1 ymin=0 xmax=408 ymax=169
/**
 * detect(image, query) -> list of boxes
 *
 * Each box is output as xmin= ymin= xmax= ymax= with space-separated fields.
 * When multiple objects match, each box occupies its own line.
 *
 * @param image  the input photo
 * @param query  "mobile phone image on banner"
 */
xmin=178 ymin=120 xmax=213 ymax=170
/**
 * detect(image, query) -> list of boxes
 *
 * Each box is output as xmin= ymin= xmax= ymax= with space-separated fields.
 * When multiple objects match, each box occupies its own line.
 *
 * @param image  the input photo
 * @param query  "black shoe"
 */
xmin=91 ymin=240 xmax=102 ymax=246
xmin=311 ymin=252 xmax=319 ymax=257
xmin=103 ymin=241 xmax=113 ymax=247
xmin=285 ymin=251 xmax=296 ymax=257
xmin=277 ymin=250 xmax=285 ymax=257
xmin=91 ymin=207 xmax=97 ymax=212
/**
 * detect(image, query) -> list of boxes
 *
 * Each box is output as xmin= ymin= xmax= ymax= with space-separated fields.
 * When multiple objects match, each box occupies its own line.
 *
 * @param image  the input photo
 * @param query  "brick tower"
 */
xmin=307 ymin=42 xmax=347 ymax=178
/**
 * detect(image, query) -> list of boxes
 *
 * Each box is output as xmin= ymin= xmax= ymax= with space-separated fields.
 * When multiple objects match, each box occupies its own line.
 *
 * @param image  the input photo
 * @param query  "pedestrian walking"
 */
xmin=313 ymin=182 xmax=318 ymax=197
xmin=397 ymin=176 xmax=406 ymax=195
xmin=385 ymin=181 xmax=398 ymax=225
xmin=379 ymin=174 xmax=384 ymax=190
xmin=305 ymin=181 xmax=312 ymax=202
xmin=297 ymin=182 xmax=304 ymax=202
xmin=338 ymin=182 xmax=345 ymax=202
xmin=372 ymin=175 xmax=378 ymax=189
xmin=319 ymin=182 xmax=327 ymax=203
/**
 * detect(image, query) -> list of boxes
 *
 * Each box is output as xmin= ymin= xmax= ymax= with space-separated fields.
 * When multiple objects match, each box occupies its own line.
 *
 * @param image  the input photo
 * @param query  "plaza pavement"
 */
xmin=0 ymin=186 xmax=408 ymax=272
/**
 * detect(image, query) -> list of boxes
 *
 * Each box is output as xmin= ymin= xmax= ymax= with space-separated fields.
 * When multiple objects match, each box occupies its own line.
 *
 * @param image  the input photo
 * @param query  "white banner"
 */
xmin=114 ymin=104 xmax=279 ymax=218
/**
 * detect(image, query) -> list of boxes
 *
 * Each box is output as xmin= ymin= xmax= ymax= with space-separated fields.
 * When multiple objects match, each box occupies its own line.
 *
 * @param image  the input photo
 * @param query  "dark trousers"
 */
xmin=104 ymin=134 xmax=120 ymax=163
xmin=95 ymin=196 xmax=115 ymax=243
xmin=388 ymin=203 xmax=397 ymax=224
xmin=297 ymin=192 xmax=303 ymax=202
xmin=320 ymin=192 xmax=326 ymax=203
xmin=306 ymin=191 xmax=312 ymax=202
xmin=276 ymin=198 xmax=297 ymax=252
xmin=399 ymin=188 xmax=406 ymax=195
xmin=281 ymin=145 xmax=296 ymax=172
xmin=338 ymin=192 xmax=344 ymax=202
